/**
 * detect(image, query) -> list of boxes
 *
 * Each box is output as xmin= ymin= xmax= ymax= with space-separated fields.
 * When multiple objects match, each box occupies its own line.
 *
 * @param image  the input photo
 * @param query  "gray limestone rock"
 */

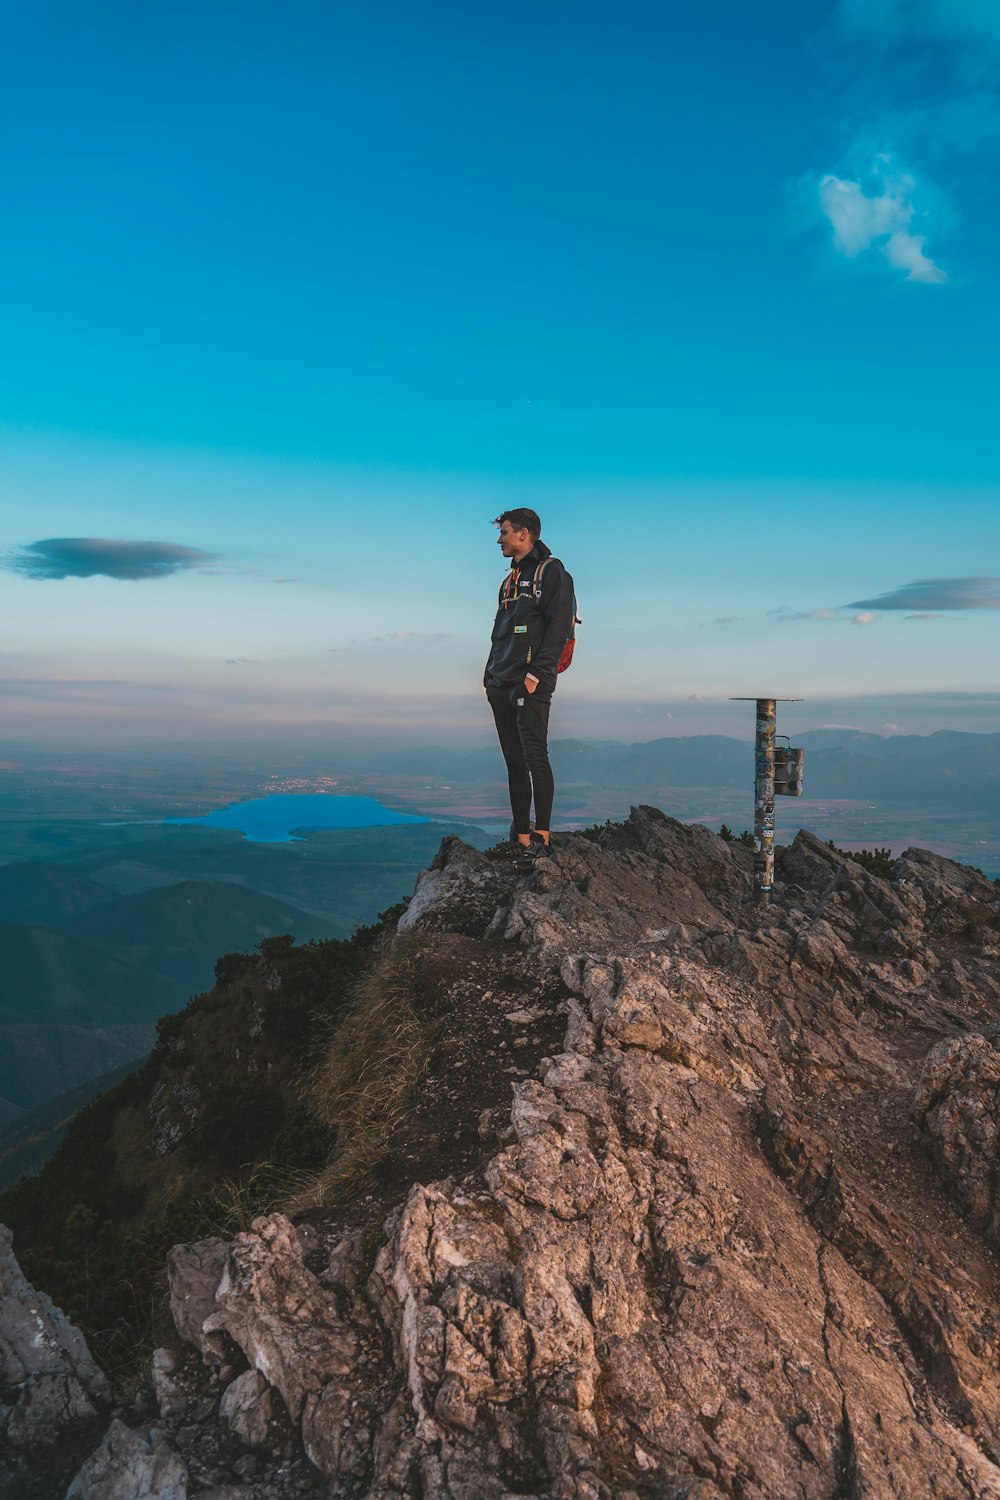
xmin=219 ymin=1369 xmax=277 ymax=1448
xmin=65 ymin=1418 xmax=189 ymax=1499
xmin=167 ymin=1236 xmax=230 ymax=1363
xmin=0 ymin=1222 xmax=110 ymax=1454
xmin=151 ymin=1347 xmax=189 ymax=1421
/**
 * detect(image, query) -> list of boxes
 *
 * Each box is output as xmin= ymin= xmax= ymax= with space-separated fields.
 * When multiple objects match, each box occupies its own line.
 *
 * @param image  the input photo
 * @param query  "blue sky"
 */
xmin=1 ymin=0 xmax=997 ymax=744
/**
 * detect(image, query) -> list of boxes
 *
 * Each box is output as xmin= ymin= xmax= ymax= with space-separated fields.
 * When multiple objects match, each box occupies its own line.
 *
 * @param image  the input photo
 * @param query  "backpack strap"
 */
xmin=500 ymin=566 xmax=521 ymax=608
xmin=532 ymin=556 xmax=560 ymax=600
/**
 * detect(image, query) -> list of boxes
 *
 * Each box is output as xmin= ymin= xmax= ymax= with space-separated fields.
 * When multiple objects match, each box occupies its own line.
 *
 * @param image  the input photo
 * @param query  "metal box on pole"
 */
xmin=730 ymin=698 xmax=805 ymax=903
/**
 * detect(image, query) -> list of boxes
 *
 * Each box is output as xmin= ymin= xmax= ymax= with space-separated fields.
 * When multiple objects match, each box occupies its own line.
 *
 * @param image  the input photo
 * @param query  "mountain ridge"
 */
xmin=5 ymin=808 xmax=1000 ymax=1497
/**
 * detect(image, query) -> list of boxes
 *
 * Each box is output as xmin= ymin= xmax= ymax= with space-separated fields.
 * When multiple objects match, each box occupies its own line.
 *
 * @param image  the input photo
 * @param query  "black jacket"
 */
xmin=484 ymin=541 xmax=574 ymax=692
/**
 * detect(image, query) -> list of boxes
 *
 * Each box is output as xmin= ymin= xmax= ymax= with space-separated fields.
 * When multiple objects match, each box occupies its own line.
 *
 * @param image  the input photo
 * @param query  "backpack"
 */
xmin=533 ymin=557 xmax=581 ymax=673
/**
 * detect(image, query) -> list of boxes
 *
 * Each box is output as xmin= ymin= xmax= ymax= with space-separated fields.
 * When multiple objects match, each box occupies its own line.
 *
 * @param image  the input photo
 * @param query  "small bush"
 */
xmin=720 ymin=825 xmax=755 ymax=848
xmin=575 ymin=819 xmax=622 ymax=842
xmin=181 ymin=1079 xmax=288 ymax=1170
xmin=826 ymin=840 xmax=895 ymax=880
xmin=260 ymin=936 xmax=368 ymax=1059
xmin=214 ymin=950 xmax=250 ymax=989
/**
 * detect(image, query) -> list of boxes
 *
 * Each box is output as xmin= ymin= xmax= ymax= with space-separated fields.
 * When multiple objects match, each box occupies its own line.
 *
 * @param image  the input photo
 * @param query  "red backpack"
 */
xmin=533 ymin=558 xmax=581 ymax=672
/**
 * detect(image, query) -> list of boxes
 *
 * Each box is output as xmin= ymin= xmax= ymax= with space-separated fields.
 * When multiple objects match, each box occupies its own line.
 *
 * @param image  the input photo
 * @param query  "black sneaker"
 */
xmin=485 ymin=838 xmax=529 ymax=862
xmin=514 ymin=834 xmax=549 ymax=872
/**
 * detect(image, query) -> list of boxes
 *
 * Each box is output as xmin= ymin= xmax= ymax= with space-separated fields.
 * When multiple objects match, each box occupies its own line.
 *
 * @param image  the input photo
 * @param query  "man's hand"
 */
xmin=524 ymin=673 xmax=539 ymax=695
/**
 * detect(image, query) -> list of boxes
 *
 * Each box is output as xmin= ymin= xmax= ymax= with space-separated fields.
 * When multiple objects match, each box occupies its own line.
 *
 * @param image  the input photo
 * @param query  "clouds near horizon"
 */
xmin=9 ymin=538 xmax=219 ymax=581
xmin=849 ymin=577 xmax=1000 ymax=610
xmin=772 ymin=607 xmax=876 ymax=624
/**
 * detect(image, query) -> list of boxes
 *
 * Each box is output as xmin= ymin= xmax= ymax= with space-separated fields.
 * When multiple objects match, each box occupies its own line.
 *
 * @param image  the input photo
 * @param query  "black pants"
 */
xmin=487 ymin=682 xmax=554 ymax=835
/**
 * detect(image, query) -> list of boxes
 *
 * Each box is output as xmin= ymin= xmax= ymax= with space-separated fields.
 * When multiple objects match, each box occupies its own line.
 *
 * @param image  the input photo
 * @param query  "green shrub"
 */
xmin=181 ymin=1079 xmax=288 ymax=1170
xmin=826 ymin=840 xmax=895 ymax=879
xmin=720 ymin=825 xmax=755 ymax=848
xmin=575 ymin=819 xmax=623 ymax=842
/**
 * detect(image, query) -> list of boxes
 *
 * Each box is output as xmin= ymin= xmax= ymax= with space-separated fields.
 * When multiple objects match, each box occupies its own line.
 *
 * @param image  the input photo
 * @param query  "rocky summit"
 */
xmin=6 ymin=806 xmax=1000 ymax=1499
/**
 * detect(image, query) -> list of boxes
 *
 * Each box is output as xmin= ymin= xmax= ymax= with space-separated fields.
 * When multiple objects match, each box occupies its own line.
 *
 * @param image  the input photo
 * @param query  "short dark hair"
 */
xmin=493 ymin=507 xmax=541 ymax=540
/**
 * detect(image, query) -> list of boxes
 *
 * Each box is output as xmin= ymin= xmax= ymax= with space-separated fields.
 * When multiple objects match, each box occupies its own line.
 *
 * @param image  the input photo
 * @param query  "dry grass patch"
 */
xmin=295 ymin=935 xmax=444 ymax=1206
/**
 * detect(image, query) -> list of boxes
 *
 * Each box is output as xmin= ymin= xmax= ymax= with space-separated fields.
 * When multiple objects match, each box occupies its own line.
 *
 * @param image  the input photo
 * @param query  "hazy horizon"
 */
xmin=1 ymin=690 xmax=999 ymax=750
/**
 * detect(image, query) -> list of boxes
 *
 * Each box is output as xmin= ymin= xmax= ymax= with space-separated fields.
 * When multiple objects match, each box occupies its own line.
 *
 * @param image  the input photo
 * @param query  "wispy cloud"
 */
xmin=796 ymin=0 xmax=1000 ymax=282
xmin=772 ymin=605 xmax=877 ymax=624
xmin=815 ymin=158 xmax=947 ymax=284
xmin=773 ymin=606 xmax=846 ymax=622
xmin=9 ymin=538 xmax=219 ymax=581
xmin=849 ymin=576 xmax=1000 ymax=610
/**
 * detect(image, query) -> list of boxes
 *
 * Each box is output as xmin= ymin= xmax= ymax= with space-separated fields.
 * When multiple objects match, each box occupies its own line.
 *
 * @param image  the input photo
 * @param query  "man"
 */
xmin=484 ymin=508 xmax=575 ymax=870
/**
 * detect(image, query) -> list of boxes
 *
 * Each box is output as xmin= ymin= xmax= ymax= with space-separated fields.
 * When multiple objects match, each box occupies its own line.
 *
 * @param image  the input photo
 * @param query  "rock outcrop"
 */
xmin=66 ymin=809 xmax=1000 ymax=1498
xmin=913 ymin=1029 xmax=1000 ymax=1239
xmin=0 ymin=1224 xmax=110 ymax=1499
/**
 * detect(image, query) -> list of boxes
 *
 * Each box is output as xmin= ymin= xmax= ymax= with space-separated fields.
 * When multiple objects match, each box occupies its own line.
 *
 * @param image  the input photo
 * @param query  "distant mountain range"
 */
xmin=0 ymin=881 xmax=334 ymax=1119
xmin=0 ymin=820 xmax=492 ymax=1132
xmin=356 ymin=729 xmax=1000 ymax=811
xmin=0 ymin=1056 xmax=144 ymax=1191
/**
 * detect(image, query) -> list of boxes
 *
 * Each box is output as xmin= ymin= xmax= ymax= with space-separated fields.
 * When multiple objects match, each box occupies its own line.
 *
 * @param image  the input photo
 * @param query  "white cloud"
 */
xmin=796 ymin=0 xmax=1000 ymax=283
xmin=817 ymin=164 xmax=948 ymax=283
xmin=851 ymin=611 xmax=878 ymax=625
xmin=774 ymin=606 xmax=853 ymax=622
xmin=884 ymin=229 xmax=948 ymax=282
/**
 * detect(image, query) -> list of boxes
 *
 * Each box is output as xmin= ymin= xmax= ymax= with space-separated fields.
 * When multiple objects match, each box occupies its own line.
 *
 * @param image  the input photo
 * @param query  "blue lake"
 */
xmin=165 ymin=793 xmax=428 ymax=844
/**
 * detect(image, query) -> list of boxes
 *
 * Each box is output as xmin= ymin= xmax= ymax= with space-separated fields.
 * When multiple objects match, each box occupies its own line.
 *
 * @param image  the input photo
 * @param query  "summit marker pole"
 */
xmin=753 ymin=697 xmax=776 ymax=903
xmin=731 ymin=697 xmax=803 ymax=905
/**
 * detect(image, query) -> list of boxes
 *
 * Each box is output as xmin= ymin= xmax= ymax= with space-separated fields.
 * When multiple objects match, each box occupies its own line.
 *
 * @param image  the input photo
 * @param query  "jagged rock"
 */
xmin=202 ymin=1214 xmax=376 ymax=1483
xmin=155 ymin=810 xmax=1000 ymax=1497
xmin=913 ymin=1031 xmax=1000 ymax=1237
xmin=0 ymin=1223 xmax=110 ymax=1464
xmin=219 ymin=1370 xmax=277 ymax=1448
xmin=149 ymin=1077 xmax=202 ymax=1157
xmin=398 ymin=839 xmax=501 ymax=937
xmin=65 ymin=1417 xmax=189 ymax=1499
xmin=207 ymin=1215 xmax=357 ymax=1420
xmin=151 ymin=1347 xmax=189 ymax=1420
xmin=167 ymin=1236 xmax=230 ymax=1363
xmin=896 ymin=847 xmax=1000 ymax=943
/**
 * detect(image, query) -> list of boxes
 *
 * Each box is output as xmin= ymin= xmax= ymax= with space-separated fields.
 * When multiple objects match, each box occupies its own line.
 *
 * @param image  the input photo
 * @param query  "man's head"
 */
xmin=494 ymin=507 xmax=540 ymax=562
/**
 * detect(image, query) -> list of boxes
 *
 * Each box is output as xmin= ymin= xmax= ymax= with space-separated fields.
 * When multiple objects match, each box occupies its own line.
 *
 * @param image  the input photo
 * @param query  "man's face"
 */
xmin=497 ymin=521 xmax=532 ymax=560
